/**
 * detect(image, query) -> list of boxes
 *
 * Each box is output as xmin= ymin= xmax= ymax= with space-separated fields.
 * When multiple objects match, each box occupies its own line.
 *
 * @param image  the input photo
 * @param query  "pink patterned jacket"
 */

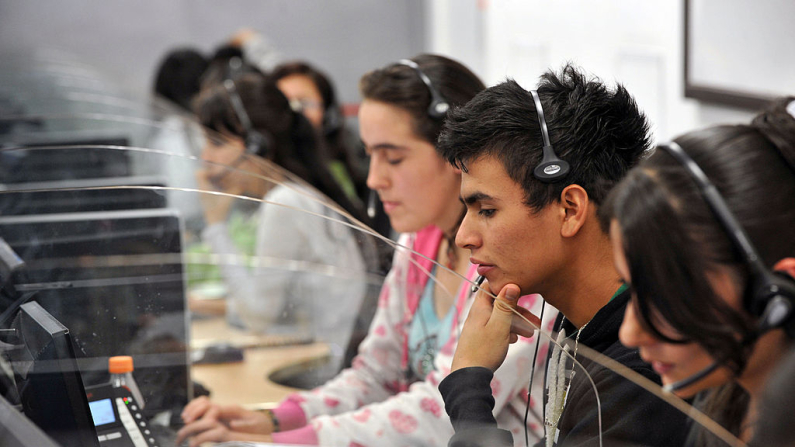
xmin=271 ymin=225 xmax=558 ymax=446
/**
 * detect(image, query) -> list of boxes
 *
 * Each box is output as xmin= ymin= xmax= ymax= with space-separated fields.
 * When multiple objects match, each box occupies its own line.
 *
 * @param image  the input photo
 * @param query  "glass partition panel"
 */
xmin=0 ymin=93 xmax=182 ymax=118
xmin=0 ymin=144 xmax=745 ymax=447
xmin=0 ymin=144 xmax=390 ymax=445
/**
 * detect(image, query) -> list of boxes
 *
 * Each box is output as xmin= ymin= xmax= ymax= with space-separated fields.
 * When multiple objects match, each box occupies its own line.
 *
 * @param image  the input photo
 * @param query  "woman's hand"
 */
xmin=451 ymin=281 xmax=541 ymax=372
xmin=177 ymin=396 xmax=276 ymax=446
xmin=229 ymin=28 xmax=259 ymax=48
xmin=196 ymin=169 xmax=241 ymax=225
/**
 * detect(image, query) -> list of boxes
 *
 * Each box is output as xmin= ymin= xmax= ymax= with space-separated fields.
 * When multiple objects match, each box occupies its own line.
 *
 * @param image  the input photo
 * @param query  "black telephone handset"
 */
xmin=86 ymin=383 xmax=159 ymax=447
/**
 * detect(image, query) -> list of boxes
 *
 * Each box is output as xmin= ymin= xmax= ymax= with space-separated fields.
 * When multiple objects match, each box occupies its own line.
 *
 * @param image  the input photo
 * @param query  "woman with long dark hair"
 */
xmin=191 ymin=70 xmax=372 ymax=370
xmin=272 ymin=61 xmax=367 ymax=205
xmin=601 ymin=97 xmax=795 ymax=445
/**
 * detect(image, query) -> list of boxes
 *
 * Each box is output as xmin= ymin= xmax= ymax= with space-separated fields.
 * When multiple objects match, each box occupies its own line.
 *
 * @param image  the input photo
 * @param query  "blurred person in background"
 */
xmin=153 ymin=47 xmax=208 ymax=112
xmin=272 ymin=61 xmax=367 ymax=208
xmin=190 ymin=68 xmax=373 ymax=373
xmin=150 ymin=47 xmax=210 ymax=230
xmin=272 ymin=61 xmax=393 ymax=239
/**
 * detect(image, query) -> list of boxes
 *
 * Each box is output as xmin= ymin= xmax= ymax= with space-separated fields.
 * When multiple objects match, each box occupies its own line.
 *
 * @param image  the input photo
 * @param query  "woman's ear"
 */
xmin=773 ymin=258 xmax=795 ymax=279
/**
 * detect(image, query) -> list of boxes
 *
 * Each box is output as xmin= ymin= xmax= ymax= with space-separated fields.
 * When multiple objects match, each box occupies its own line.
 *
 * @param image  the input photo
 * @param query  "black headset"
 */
xmin=322 ymin=100 xmax=344 ymax=136
xmin=396 ymin=59 xmax=450 ymax=120
xmin=660 ymin=142 xmax=795 ymax=338
xmin=222 ymin=77 xmax=271 ymax=157
xmin=529 ymin=90 xmax=570 ymax=183
xmin=288 ymin=95 xmax=342 ymax=137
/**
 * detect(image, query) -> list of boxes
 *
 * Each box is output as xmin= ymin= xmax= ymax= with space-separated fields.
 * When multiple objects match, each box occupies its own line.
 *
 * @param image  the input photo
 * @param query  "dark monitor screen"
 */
xmin=0 ymin=209 xmax=191 ymax=418
xmin=0 ymin=138 xmax=131 ymax=184
xmin=9 ymin=301 xmax=99 ymax=447
xmin=0 ymin=176 xmax=168 ymax=216
xmin=0 ymin=387 xmax=62 ymax=447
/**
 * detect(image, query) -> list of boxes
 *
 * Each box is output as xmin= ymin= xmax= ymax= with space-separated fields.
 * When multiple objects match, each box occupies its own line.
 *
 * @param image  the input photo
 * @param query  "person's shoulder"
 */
xmin=263 ymin=184 xmax=322 ymax=209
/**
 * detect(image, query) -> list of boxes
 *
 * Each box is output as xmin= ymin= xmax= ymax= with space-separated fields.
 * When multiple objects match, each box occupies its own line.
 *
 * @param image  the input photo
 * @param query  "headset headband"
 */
xmin=223 ymin=79 xmax=254 ymax=135
xmin=396 ymin=59 xmax=450 ymax=119
xmin=659 ymin=142 xmax=768 ymax=278
xmin=530 ymin=90 xmax=569 ymax=182
xmin=659 ymin=142 xmax=795 ymax=335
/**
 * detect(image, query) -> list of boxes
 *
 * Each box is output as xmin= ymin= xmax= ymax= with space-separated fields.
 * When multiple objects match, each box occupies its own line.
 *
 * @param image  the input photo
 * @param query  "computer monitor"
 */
xmin=0 ymin=175 xmax=168 ymax=216
xmin=0 ymin=209 xmax=191 ymax=419
xmin=0 ymin=138 xmax=131 ymax=184
xmin=7 ymin=301 xmax=99 ymax=447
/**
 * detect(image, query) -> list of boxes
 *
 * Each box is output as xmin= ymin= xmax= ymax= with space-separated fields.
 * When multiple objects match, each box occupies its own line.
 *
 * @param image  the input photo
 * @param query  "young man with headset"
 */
xmin=435 ymin=64 xmax=689 ymax=446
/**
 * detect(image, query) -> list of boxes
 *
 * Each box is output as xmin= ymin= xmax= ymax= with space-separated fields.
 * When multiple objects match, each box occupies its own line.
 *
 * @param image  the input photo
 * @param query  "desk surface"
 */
xmin=191 ymin=317 xmax=329 ymax=408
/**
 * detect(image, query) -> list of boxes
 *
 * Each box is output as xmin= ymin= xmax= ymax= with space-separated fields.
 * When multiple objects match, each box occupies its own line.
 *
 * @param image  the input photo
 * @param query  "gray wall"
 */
xmin=0 ymin=0 xmax=426 ymax=103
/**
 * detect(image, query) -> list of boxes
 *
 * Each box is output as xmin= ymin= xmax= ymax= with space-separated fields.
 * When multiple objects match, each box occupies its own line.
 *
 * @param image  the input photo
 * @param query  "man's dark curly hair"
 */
xmin=437 ymin=63 xmax=652 ymax=213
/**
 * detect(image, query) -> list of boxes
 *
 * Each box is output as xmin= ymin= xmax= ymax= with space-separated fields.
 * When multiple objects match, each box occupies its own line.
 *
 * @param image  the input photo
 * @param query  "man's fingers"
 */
xmin=510 ymin=306 xmax=542 ymax=338
xmin=510 ymin=315 xmax=539 ymax=338
xmin=466 ymin=288 xmax=497 ymax=327
xmin=517 ymin=306 xmax=542 ymax=327
xmin=487 ymin=283 xmax=521 ymax=331
xmin=469 ymin=282 xmax=540 ymax=339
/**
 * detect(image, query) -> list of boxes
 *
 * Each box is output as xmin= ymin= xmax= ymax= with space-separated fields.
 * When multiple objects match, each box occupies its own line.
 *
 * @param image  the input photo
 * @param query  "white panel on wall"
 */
xmin=616 ymin=48 xmax=667 ymax=142
xmin=507 ymin=39 xmax=549 ymax=90
xmin=425 ymin=0 xmax=486 ymax=81
xmin=439 ymin=0 xmax=704 ymax=139
xmin=689 ymin=0 xmax=795 ymax=98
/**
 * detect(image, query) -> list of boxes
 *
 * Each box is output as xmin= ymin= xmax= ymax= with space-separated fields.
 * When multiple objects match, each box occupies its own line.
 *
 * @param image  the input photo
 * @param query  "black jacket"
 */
xmin=439 ymin=289 xmax=689 ymax=446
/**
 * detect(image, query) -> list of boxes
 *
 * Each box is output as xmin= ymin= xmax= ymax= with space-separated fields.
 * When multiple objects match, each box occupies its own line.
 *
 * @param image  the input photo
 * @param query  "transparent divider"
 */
xmin=0 ymin=143 xmax=745 ymax=446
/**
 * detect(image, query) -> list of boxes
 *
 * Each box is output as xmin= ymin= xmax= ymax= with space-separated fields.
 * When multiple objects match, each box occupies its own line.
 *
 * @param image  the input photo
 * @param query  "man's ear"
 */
xmin=559 ymin=185 xmax=589 ymax=238
xmin=446 ymin=160 xmax=463 ymax=175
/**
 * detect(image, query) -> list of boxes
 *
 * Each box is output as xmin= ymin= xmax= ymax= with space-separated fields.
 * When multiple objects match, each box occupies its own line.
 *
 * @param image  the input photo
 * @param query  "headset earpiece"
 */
xmin=427 ymin=96 xmax=450 ymax=120
xmin=244 ymin=129 xmax=271 ymax=157
xmin=223 ymin=78 xmax=272 ymax=158
xmin=530 ymin=90 xmax=569 ymax=182
xmin=534 ymin=145 xmax=571 ymax=182
xmin=751 ymin=271 xmax=795 ymax=337
xmin=322 ymin=103 xmax=343 ymax=136
xmin=396 ymin=59 xmax=450 ymax=120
